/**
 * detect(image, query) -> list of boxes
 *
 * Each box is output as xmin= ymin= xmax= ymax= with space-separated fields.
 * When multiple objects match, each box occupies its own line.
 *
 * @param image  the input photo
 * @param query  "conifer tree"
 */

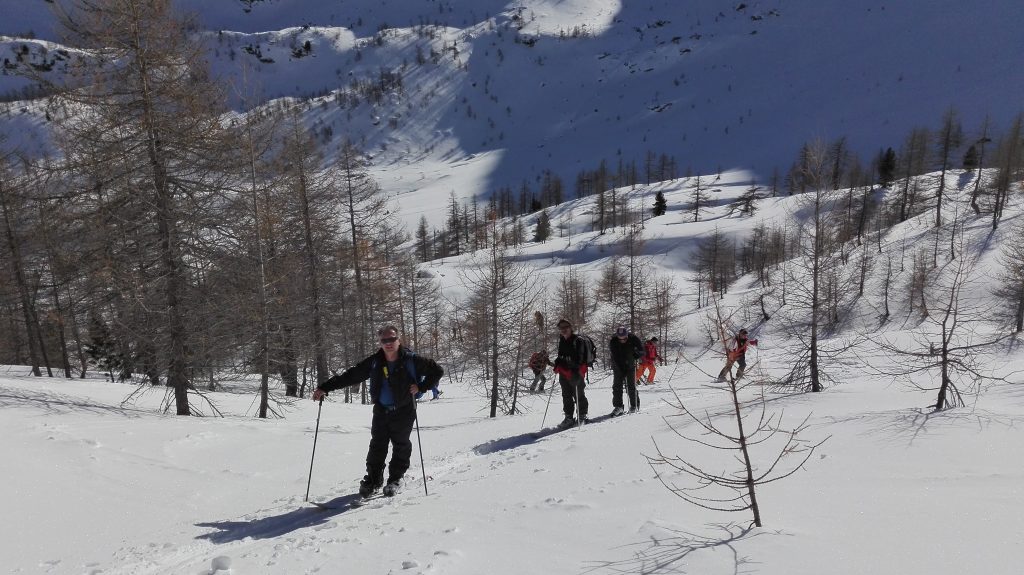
xmin=653 ymin=190 xmax=667 ymax=217
xmin=876 ymin=147 xmax=897 ymax=186
xmin=967 ymin=117 xmax=991 ymax=215
xmin=688 ymin=175 xmax=707 ymax=222
xmin=932 ymin=108 xmax=963 ymax=227
xmin=533 ymin=209 xmax=551 ymax=242
xmin=415 ymin=216 xmax=432 ymax=262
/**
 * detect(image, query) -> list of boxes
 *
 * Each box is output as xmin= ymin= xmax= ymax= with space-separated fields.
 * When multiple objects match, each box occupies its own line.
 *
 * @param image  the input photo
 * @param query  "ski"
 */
xmin=531 ymin=412 xmax=623 ymax=438
xmin=308 ymin=492 xmax=387 ymax=511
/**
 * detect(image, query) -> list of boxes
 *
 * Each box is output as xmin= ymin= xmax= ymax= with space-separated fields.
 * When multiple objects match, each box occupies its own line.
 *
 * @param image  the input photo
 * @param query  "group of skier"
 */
xmin=308 ymin=321 xmax=755 ymax=499
xmin=528 ymin=319 xmax=666 ymax=429
xmin=531 ymin=320 xmax=756 ymax=428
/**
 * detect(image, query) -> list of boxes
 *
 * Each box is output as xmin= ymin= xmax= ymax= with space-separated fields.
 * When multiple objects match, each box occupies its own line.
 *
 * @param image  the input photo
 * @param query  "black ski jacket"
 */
xmin=319 ymin=347 xmax=443 ymax=409
xmin=608 ymin=333 xmax=644 ymax=372
xmin=555 ymin=334 xmax=586 ymax=374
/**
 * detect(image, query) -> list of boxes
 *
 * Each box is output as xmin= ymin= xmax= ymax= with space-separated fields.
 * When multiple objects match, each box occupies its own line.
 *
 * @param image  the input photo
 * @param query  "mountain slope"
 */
xmin=2 ymin=0 xmax=1023 ymax=228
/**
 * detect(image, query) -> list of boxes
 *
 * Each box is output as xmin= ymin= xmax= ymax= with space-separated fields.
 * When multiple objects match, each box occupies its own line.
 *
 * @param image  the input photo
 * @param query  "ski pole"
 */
xmin=576 ymin=372 xmax=583 ymax=427
xmin=412 ymin=394 xmax=429 ymax=496
xmin=304 ymin=398 xmax=323 ymax=502
xmin=631 ymin=361 xmax=640 ymax=412
xmin=540 ymin=360 xmax=557 ymax=428
xmin=541 ymin=378 xmax=556 ymax=428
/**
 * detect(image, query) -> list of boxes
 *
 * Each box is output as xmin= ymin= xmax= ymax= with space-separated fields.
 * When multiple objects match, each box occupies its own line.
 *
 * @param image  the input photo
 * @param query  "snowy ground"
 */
xmin=3 ymin=349 xmax=1023 ymax=575
xmin=4 ymin=168 xmax=1023 ymax=575
xmin=3 ymin=2 xmax=1023 ymax=572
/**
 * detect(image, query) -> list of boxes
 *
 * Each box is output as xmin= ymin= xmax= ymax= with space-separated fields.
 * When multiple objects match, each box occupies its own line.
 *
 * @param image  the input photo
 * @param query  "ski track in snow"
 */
xmin=100 ymin=378 xmax=683 ymax=574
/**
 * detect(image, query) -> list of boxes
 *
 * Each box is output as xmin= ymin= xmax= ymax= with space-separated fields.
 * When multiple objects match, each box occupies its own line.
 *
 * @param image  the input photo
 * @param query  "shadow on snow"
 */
xmin=472 ymin=413 xmax=617 ymax=456
xmin=195 ymin=494 xmax=368 ymax=544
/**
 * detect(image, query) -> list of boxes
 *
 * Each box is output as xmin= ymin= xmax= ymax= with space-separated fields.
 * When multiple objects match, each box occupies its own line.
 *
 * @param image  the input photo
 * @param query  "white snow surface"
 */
xmin=2 ymin=1 xmax=1024 ymax=573
xmin=4 ymin=174 xmax=1024 ymax=574
xmin=3 ymin=350 xmax=1023 ymax=574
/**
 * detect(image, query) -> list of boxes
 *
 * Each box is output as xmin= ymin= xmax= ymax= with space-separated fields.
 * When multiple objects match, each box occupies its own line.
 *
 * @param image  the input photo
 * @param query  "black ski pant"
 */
xmin=530 ymin=370 xmax=546 ymax=391
xmin=366 ymin=403 xmax=415 ymax=484
xmin=612 ymin=365 xmax=638 ymax=410
xmin=559 ymin=372 xmax=588 ymax=420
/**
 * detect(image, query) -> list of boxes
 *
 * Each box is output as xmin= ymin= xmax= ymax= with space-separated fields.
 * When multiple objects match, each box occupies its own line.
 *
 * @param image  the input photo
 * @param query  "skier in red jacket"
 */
xmin=718 ymin=329 xmax=757 ymax=382
xmin=635 ymin=337 xmax=663 ymax=385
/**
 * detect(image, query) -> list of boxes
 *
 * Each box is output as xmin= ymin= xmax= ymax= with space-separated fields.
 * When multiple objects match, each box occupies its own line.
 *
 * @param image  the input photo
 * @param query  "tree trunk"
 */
xmin=0 ymin=183 xmax=43 ymax=376
xmin=297 ymin=167 xmax=328 ymax=387
xmin=246 ymin=122 xmax=274 ymax=415
xmin=30 ymin=281 xmax=54 ymax=377
xmin=729 ymin=378 xmax=762 ymax=527
xmin=1015 ymin=293 xmax=1024 ymax=334
xmin=65 ymin=284 xmax=88 ymax=378
xmin=131 ymin=9 xmax=191 ymax=414
xmin=50 ymin=279 xmax=72 ymax=378
xmin=489 ymin=272 xmax=500 ymax=419
xmin=809 ymin=195 xmax=822 ymax=393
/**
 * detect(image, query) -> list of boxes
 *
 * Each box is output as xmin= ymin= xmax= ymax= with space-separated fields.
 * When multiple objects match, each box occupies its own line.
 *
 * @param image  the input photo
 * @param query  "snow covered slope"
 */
xmin=2 ymin=0 xmax=1023 ymax=228
xmin=2 ymin=337 xmax=1022 ymax=574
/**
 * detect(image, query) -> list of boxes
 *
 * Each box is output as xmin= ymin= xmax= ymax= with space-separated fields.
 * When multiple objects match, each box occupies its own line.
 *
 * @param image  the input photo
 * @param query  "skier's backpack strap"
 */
xmin=371 ymin=350 xmax=418 ymax=383
xmin=405 ymin=350 xmax=419 ymax=385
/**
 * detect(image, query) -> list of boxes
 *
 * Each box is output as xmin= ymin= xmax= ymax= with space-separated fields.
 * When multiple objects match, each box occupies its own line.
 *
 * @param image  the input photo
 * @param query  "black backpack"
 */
xmin=577 ymin=334 xmax=598 ymax=367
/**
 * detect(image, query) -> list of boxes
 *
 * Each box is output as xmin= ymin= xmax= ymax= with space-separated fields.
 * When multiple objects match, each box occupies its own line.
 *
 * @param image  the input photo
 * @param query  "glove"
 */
xmin=750 ymin=339 xmax=758 ymax=346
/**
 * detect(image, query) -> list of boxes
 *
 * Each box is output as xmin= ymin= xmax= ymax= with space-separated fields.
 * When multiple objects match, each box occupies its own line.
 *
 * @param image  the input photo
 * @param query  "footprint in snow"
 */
xmin=202 ymin=555 xmax=231 ymax=574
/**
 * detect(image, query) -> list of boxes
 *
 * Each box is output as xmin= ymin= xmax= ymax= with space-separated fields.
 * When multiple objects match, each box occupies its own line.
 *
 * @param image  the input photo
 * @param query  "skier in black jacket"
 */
xmin=608 ymin=326 xmax=644 ymax=415
xmin=312 ymin=325 xmax=443 ymax=497
xmin=552 ymin=318 xmax=590 ymax=428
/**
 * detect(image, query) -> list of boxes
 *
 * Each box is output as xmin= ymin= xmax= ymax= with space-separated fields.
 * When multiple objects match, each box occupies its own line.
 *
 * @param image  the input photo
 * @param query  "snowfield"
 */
xmin=2 ymin=1 xmax=1024 ymax=573
xmin=3 ymin=346 xmax=1022 ymax=574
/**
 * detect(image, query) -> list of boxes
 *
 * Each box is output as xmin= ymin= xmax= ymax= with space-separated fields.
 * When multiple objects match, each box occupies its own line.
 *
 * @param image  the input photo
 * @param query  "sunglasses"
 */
xmin=379 ymin=336 xmax=399 ymax=344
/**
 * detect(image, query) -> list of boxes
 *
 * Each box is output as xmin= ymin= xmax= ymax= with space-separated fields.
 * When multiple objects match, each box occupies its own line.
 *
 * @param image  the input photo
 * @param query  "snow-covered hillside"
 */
xmin=3 ymin=161 xmax=1023 ymax=573
xmin=3 ymin=0 xmax=1023 ymax=228
xmin=3 ymin=261 xmax=1023 ymax=575
xmin=2 ymin=3 xmax=1024 ymax=572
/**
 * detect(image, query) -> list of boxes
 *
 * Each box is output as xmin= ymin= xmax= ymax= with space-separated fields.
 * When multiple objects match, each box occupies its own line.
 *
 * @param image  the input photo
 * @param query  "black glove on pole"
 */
xmin=304 ymin=398 xmax=323 ymax=502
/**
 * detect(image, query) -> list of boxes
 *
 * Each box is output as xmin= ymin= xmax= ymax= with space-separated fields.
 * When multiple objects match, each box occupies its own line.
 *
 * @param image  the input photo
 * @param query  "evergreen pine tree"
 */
xmin=85 ymin=314 xmax=124 ymax=381
xmin=962 ymin=144 xmax=979 ymax=170
xmin=653 ymin=191 xmax=667 ymax=217
xmin=533 ymin=210 xmax=551 ymax=242
xmin=877 ymin=147 xmax=897 ymax=186
xmin=415 ymin=216 xmax=431 ymax=262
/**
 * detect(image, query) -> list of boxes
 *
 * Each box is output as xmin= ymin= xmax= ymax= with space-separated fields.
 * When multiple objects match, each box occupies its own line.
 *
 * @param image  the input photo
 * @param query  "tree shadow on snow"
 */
xmin=195 ymin=494 xmax=366 ymax=544
xmin=828 ymin=405 xmax=1023 ymax=447
xmin=581 ymin=523 xmax=765 ymax=575
xmin=0 ymin=385 xmax=145 ymax=418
